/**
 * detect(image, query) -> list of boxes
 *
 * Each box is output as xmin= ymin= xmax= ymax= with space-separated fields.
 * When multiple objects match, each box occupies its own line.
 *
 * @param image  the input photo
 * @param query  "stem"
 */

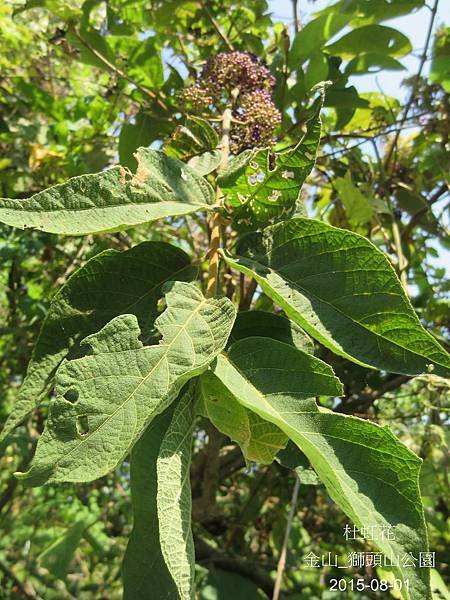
xmin=205 ymin=106 xmax=232 ymax=298
xmin=239 ymin=278 xmax=257 ymax=311
xmin=273 ymin=477 xmax=300 ymax=600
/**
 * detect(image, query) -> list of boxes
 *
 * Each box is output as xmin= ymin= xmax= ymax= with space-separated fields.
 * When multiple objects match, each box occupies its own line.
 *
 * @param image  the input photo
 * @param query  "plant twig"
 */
xmin=0 ymin=561 xmax=41 ymax=600
xmin=273 ymin=477 xmax=300 ymax=600
xmin=239 ymin=278 xmax=257 ymax=311
xmin=198 ymin=1 xmax=234 ymax=51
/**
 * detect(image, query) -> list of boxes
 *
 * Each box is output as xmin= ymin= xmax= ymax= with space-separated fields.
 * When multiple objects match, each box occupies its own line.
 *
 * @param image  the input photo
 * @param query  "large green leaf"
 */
xmin=217 ymin=106 xmax=321 ymax=231
xmin=222 ymin=218 xmax=450 ymax=377
xmin=322 ymin=0 xmax=425 ymax=23
xmin=157 ymin=383 xmax=196 ymax=600
xmin=212 ymin=336 xmax=431 ymax=600
xmin=0 ymin=241 xmax=196 ymax=443
xmin=123 ymin=406 xmax=178 ymax=600
xmin=327 ymin=25 xmax=412 ymax=59
xmin=16 ymin=282 xmax=235 ymax=486
xmin=0 ymin=148 xmax=214 ymax=235
xmin=289 ymin=13 xmax=350 ymax=66
xmin=200 ymin=371 xmax=288 ymax=465
xmin=334 ymin=171 xmax=373 ymax=225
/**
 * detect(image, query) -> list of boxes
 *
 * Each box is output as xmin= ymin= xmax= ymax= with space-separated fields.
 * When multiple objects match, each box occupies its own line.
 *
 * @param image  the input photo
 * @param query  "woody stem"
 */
xmin=205 ymin=105 xmax=232 ymax=298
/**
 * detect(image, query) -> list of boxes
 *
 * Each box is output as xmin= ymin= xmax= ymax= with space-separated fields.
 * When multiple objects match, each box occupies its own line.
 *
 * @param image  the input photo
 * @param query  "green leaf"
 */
xmin=277 ymin=442 xmax=319 ymax=485
xmin=0 ymin=148 xmax=214 ymax=235
xmin=164 ymin=117 xmax=219 ymax=162
xmin=304 ymin=51 xmax=329 ymax=90
xmin=346 ymin=53 xmax=406 ymax=75
xmin=430 ymin=56 xmax=450 ymax=93
xmin=222 ymin=218 xmax=450 ymax=377
xmin=217 ymin=106 xmax=321 ymax=231
xmin=325 ymin=0 xmax=425 ymax=23
xmin=0 ymin=242 xmax=196 ymax=443
xmin=430 ymin=569 xmax=450 ymax=600
xmin=200 ymin=371 xmax=288 ymax=465
xmin=123 ymin=406 xmax=178 ymax=600
xmin=127 ymin=36 xmax=164 ymax=89
xmin=327 ymin=25 xmax=412 ymax=59
xmin=199 ymin=568 xmax=267 ymax=600
xmin=211 ymin=336 xmax=431 ymax=600
xmin=118 ymin=113 xmax=162 ymax=170
xmin=334 ymin=171 xmax=373 ymax=225
xmin=289 ymin=13 xmax=350 ymax=66
xmin=157 ymin=383 xmax=196 ymax=600
xmin=16 ymin=282 xmax=236 ymax=486
xmin=39 ymin=518 xmax=93 ymax=580
xmin=188 ymin=151 xmax=222 ymax=176
xmin=230 ymin=311 xmax=313 ymax=354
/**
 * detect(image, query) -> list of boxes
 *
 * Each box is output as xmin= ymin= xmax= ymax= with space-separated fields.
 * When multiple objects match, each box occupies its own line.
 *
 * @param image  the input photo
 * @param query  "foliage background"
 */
xmin=0 ymin=0 xmax=449 ymax=598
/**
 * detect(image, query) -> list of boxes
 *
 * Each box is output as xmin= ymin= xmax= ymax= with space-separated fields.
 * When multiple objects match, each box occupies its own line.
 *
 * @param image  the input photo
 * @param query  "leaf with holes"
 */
xmin=222 ymin=218 xmax=450 ymax=377
xmin=0 ymin=242 xmax=196 ymax=443
xmin=212 ymin=336 xmax=431 ymax=600
xmin=0 ymin=148 xmax=214 ymax=235
xmin=16 ymin=282 xmax=235 ymax=486
xmin=217 ymin=105 xmax=321 ymax=231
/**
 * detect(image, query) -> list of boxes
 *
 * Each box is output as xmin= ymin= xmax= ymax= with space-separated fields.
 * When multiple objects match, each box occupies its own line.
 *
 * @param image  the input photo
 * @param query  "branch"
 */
xmin=0 ymin=561 xmax=41 ymax=600
xmin=206 ymin=103 xmax=233 ymax=298
xmin=239 ymin=277 xmax=258 ymax=311
xmin=336 ymin=375 xmax=411 ymax=414
xmin=193 ymin=422 xmax=226 ymax=520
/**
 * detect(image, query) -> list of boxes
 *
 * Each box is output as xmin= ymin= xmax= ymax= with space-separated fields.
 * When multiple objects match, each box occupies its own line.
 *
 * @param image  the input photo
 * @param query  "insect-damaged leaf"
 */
xmin=0 ymin=242 xmax=196 ymax=443
xmin=16 ymin=282 xmax=235 ymax=485
xmin=223 ymin=218 xmax=450 ymax=377
xmin=0 ymin=148 xmax=214 ymax=235
xmin=212 ymin=336 xmax=431 ymax=600
xmin=217 ymin=105 xmax=321 ymax=231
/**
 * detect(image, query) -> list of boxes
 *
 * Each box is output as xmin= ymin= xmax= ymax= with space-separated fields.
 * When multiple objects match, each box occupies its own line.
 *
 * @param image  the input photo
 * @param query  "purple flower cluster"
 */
xmin=180 ymin=51 xmax=281 ymax=153
xmin=231 ymin=89 xmax=282 ymax=153
xmin=201 ymin=52 xmax=275 ymax=96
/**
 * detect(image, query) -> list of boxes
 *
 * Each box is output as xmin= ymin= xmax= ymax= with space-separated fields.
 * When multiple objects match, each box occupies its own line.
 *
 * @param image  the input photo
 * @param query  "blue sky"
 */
xmin=267 ymin=0 xmax=450 ymax=276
